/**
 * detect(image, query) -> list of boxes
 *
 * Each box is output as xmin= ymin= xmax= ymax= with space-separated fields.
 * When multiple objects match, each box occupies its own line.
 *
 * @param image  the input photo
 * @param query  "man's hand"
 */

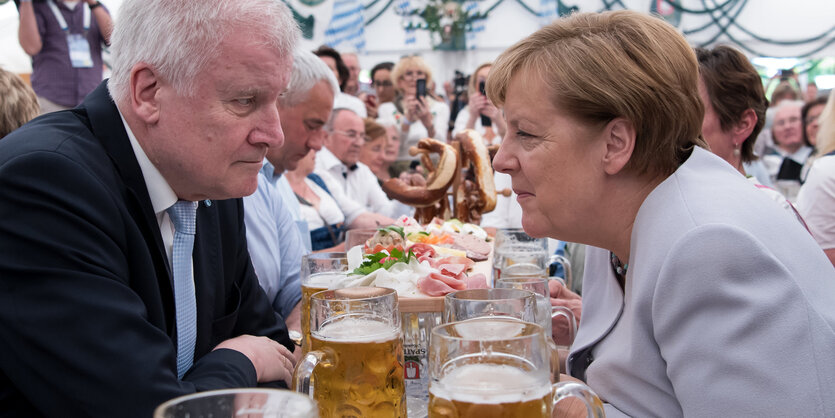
xmin=214 ymin=335 xmax=296 ymax=386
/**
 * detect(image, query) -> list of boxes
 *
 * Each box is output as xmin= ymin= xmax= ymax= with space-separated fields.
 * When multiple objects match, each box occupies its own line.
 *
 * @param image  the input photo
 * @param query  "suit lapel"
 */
xmin=82 ymin=82 xmax=176 ymax=333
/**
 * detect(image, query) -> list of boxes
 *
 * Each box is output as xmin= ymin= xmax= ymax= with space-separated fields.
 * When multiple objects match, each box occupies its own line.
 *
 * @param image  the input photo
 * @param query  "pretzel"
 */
xmin=382 ymin=138 xmax=457 ymax=207
xmin=454 ymin=129 xmax=497 ymax=223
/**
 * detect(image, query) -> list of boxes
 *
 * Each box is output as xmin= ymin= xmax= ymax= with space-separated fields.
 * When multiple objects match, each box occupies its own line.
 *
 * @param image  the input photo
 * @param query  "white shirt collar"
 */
xmin=118 ymin=110 xmax=178 ymax=216
xmin=318 ymin=147 xmax=347 ymax=173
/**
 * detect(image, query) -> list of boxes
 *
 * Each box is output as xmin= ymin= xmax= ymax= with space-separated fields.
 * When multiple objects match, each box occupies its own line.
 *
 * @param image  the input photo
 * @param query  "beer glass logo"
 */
xmin=405 ymin=360 xmax=420 ymax=379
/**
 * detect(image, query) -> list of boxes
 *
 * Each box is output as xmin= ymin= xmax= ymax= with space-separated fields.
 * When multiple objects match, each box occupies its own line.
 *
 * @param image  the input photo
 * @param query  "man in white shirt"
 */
xmin=315 ymin=107 xmax=412 ymax=219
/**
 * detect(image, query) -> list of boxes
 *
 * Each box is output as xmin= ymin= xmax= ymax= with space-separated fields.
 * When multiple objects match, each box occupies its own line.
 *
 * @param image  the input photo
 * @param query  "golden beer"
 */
xmin=300 ymin=272 xmax=344 ymax=354
xmin=309 ymin=317 xmax=406 ymax=418
xmin=428 ymin=363 xmax=552 ymax=418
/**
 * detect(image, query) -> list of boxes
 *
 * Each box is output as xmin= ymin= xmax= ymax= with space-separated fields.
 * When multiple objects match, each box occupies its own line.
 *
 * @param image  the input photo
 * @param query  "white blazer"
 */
xmin=568 ymin=147 xmax=835 ymax=417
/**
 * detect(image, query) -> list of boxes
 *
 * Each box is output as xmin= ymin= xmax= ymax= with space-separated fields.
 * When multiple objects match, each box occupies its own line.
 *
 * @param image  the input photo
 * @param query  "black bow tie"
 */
xmin=343 ymin=164 xmax=358 ymax=178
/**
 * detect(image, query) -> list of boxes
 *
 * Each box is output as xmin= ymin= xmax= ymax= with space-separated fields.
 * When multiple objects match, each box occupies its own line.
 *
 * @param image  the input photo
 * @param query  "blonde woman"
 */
xmin=376 ymin=55 xmax=449 ymax=173
xmin=451 ymin=62 xmax=507 ymax=145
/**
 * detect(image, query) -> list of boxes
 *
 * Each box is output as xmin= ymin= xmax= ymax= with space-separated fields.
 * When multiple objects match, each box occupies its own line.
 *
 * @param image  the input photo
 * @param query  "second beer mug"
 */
xmin=293 ymin=287 xmax=406 ymax=418
xmin=428 ymin=318 xmax=604 ymax=418
xmin=300 ymin=252 xmax=348 ymax=354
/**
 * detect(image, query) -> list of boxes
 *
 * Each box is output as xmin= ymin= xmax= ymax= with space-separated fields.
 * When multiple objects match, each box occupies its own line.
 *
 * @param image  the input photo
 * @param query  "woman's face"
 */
xmin=384 ymin=125 xmax=400 ymax=163
xmin=360 ymin=135 xmax=387 ymax=173
xmin=398 ymin=66 xmax=426 ymax=97
xmin=474 ymin=66 xmax=491 ymax=92
xmin=772 ymin=105 xmax=804 ymax=150
xmin=698 ymin=77 xmax=736 ymax=164
xmin=492 ymin=71 xmax=607 ymax=241
xmin=805 ymin=103 xmax=825 ymax=147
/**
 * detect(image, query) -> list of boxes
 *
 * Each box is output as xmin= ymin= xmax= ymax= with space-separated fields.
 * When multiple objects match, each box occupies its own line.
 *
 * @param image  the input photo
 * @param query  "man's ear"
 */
xmin=129 ymin=63 xmax=161 ymax=124
xmin=732 ymin=108 xmax=757 ymax=144
xmin=601 ymin=117 xmax=636 ymax=175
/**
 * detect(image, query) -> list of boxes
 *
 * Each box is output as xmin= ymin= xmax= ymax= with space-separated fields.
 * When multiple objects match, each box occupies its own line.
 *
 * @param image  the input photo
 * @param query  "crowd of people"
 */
xmin=1 ymin=0 xmax=834 ymax=416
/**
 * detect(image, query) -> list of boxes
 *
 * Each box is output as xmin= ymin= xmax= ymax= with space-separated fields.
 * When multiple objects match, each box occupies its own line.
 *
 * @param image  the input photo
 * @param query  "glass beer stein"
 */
xmin=300 ymin=252 xmax=348 ymax=354
xmin=442 ymin=288 xmax=538 ymax=324
xmin=293 ymin=287 xmax=406 ymax=418
xmin=154 ymin=388 xmax=317 ymax=418
xmin=492 ymin=228 xmax=572 ymax=289
xmin=428 ymin=319 xmax=604 ymax=418
xmin=494 ymin=275 xmax=577 ymax=348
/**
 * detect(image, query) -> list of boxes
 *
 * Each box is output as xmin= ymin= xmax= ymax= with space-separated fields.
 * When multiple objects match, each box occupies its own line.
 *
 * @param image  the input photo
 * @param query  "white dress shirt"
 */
xmin=314 ymin=147 xmax=411 ymax=219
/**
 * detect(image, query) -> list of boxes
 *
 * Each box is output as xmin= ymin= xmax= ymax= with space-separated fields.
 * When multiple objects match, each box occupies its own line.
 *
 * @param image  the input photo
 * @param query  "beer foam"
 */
xmin=431 ymin=364 xmax=550 ymax=404
xmin=305 ymin=272 xmax=346 ymax=288
xmin=453 ymin=320 xmax=527 ymax=340
xmin=316 ymin=318 xmax=399 ymax=342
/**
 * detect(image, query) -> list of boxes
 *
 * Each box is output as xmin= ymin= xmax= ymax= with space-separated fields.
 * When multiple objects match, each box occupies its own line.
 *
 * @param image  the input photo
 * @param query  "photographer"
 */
xmin=17 ymin=0 xmax=113 ymax=113
xmin=452 ymin=63 xmax=506 ymax=145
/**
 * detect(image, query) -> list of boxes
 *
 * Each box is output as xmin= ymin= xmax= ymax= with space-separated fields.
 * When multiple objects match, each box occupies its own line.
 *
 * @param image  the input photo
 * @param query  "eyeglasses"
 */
xmin=373 ymin=80 xmax=393 ymax=87
xmin=331 ymin=129 xmax=370 ymax=141
xmin=401 ymin=70 xmax=426 ymax=80
xmin=774 ymin=116 xmax=801 ymax=128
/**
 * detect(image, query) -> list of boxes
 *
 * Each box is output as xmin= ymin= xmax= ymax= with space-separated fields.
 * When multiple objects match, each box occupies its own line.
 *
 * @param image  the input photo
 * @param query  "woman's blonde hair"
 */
xmin=0 ymin=69 xmax=39 ymax=139
xmin=487 ymin=10 xmax=706 ymax=178
xmin=468 ymin=62 xmax=492 ymax=95
xmin=391 ymin=56 xmax=433 ymax=94
xmin=816 ymin=89 xmax=835 ymax=156
xmin=364 ymin=118 xmax=386 ymax=142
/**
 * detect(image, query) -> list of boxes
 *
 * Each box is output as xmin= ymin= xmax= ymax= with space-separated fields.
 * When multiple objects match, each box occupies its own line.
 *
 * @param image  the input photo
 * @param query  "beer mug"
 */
xmin=428 ymin=319 xmax=604 ymax=418
xmin=442 ymin=288 xmax=538 ymax=324
xmin=494 ymin=276 xmax=577 ymax=348
xmin=300 ymin=252 xmax=348 ymax=353
xmin=154 ymin=388 xmax=317 ymax=418
xmin=492 ymin=229 xmax=572 ymax=289
xmin=293 ymin=287 xmax=406 ymax=418
xmin=344 ymin=228 xmax=379 ymax=250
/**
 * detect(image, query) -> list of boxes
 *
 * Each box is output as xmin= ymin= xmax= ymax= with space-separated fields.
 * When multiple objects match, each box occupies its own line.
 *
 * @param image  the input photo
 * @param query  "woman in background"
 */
xmin=452 ymin=62 xmax=507 ymax=145
xmin=285 ymin=150 xmax=346 ymax=251
xmin=797 ymin=88 xmax=835 ymax=267
xmin=360 ymin=118 xmax=389 ymax=184
xmin=377 ymin=55 xmax=449 ymax=175
xmin=0 ymin=69 xmax=39 ymax=139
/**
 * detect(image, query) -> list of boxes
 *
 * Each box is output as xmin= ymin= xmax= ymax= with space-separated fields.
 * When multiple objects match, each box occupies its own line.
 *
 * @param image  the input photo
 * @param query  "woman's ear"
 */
xmin=129 ymin=63 xmax=161 ymax=124
xmin=732 ymin=108 xmax=757 ymax=144
xmin=602 ymin=117 xmax=636 ymax=175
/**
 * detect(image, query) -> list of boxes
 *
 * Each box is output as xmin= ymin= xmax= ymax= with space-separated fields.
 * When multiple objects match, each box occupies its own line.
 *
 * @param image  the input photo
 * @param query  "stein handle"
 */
xmin=551 ymin=305 xmax=577 ymax=348
xmin=552 ymin=381 xmax=606 ymax=417
xmin=548 ymin=254 xmax=572 ymax=291
xmin=292 ymin=349 xmax=332 ymax=398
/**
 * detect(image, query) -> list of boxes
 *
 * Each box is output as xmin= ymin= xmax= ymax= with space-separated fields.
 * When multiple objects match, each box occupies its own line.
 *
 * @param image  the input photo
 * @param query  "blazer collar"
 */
xmin=82 ymin=81 xmax=176 ymax=329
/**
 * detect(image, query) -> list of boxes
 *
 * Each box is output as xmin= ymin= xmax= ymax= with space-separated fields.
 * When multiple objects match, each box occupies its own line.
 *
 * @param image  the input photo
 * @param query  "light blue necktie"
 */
xmin=167 ymin=200 xmax=198 ymax=379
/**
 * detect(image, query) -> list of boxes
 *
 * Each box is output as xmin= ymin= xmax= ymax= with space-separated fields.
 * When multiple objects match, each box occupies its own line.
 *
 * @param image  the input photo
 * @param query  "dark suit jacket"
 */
xmin=0 ymin=82 xmax=293 ymax=417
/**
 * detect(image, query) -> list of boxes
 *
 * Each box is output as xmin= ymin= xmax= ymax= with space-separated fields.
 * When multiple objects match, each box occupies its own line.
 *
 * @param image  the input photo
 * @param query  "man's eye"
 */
xmin=235 ymin=98 xmax=254 ymax=106
xmin=516 ymin=130 xmax=534 ymax=138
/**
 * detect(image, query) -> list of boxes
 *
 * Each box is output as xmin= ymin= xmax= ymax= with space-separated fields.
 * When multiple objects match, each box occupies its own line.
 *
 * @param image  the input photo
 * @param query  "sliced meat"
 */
xmin=465 ymin=273 xmax=488 ymax=290
xmin=437 ymin=256 xmax=475 ymax=271
xmin=439 ymin=263 xmax=467 ymax=277
xmin=449 ymin=233 xmax=491 ymax=261
xmin=430 ymin=271 xmax=467 ymax=290
xmin=417 ymin=275 xmax=459 ymax=297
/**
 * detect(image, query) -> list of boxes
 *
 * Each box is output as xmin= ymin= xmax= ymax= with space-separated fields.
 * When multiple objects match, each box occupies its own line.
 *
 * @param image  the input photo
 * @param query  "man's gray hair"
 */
xmin=325 ymin=107 xmax=359 ymax=131
xmin=279 ymin=49 xmax=340 ymax=108
xmin=108 ymin=0 xmax=299 ymax=105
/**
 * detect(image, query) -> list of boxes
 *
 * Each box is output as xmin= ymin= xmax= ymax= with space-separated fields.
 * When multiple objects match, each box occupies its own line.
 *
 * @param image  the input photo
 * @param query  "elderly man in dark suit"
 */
xmin=0 ymin=0 xmax=301 ymax=416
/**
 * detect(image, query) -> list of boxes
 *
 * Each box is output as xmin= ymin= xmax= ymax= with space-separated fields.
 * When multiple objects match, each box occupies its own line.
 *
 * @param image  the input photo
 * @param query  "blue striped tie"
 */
xmin=167 ymin=200 xmax=198 ymax=379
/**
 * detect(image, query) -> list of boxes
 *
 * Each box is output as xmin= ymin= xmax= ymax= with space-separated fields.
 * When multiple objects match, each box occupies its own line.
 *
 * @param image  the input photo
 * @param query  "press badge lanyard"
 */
xmin=47 ymin=0 xmax=94 ymax=68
